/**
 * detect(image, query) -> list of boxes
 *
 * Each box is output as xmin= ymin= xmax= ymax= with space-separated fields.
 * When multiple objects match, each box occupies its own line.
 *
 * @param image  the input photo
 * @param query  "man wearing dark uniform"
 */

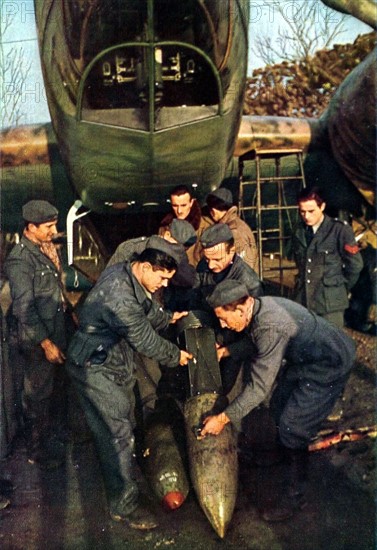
xmin=106 ymin=221 xmax=197 ymax=415
xmin=193 ymin=223 xmax=263 ymax=307
xmin=191 ymin=224 xmax=263 ymax=396
xmin=5 ymin=200 xmax=71 ymax=469
xmin=108 ymin=219 xmax=197 ymax=311
xmin=291 ymin=187 xmax=363 ymax=327
xmin=202 ymin=279 xmax=355 ymax=521
xmin=66 ymin=237 xmax=192 ymax=529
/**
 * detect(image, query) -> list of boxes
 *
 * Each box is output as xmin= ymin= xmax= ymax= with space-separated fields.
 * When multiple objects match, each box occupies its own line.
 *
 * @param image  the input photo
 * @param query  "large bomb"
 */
xmin=142 ymin=418 xmax=189 ymax=511
xmin=177 ymin=311 xmax=239 ymax=538
xmin=184 ymin=392 xmax=238 ymax=538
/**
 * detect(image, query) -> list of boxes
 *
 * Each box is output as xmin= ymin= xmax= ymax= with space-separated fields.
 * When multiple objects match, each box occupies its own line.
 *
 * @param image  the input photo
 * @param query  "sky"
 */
xmin=1 ymin=0 xmax=372 ymax=127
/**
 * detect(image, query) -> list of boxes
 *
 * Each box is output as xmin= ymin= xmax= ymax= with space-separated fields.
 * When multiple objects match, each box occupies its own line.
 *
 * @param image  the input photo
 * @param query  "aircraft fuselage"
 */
xmin=35 ymin=0 xmax=250 ymax=213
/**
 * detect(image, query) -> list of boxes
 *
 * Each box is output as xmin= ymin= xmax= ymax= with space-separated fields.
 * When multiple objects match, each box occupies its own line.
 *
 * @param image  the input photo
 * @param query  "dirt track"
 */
xmin=0 ymin=350 xmax=375 ymax=550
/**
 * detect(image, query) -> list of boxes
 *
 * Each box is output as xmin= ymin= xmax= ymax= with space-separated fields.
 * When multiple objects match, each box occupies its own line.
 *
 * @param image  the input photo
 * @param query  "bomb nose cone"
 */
xmin=184 ymin=393 xmax=239 ymax=538
xmin=162 ymin=491 xmax=186 ymax=510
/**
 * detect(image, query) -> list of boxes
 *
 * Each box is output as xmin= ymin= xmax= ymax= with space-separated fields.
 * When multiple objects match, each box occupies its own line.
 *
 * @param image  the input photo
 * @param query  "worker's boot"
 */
xmin=258 ymin=466 xmax=293 ymax=522
xmin=109 ymin=485 xmax=158 ymax=530
xmin=0 ymin=494 xmax=10 ymax=510
xmin=25 ymin=409 xmax=65 ymax=471
xmin=259 ymin=447 xmax=308 ymax=522
xmin=284 ymin=447 xmax=308 ymax=511
xmin=24 ymin=416 xmax=43 ymax=463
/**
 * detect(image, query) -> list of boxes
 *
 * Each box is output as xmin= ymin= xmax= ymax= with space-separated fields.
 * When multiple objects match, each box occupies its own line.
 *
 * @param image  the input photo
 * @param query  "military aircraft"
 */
xmin=2 ymin=0 xmax=251 ymax=260
xmin=1 ymin=0 xmax=375 ymax=279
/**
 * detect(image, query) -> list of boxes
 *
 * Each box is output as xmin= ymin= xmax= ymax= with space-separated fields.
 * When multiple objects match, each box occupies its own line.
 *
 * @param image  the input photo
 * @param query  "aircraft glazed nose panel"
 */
xmin=79 ymin=44 xmax=221 ymax=130
xmin=63 ymin=0 xmax=232 ymax=71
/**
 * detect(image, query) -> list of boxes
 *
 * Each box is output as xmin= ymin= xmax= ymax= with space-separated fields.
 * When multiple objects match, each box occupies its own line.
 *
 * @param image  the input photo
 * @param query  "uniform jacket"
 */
xmin=194 ymin=253 xmax=263 ymax=305
xmin=219 ymin=206 xmax=259 ymax=273
xmin=4 ymin=235 xmax=67 ymax=350
xmin=158 ymin=200 xmax=213 ymax=266
xmin=225 ymin=296 xmax=355 ymax=425
xmin=291 ymin=215 xmax=363 ymax=315
xmin=67 ymin=262 xmax=180 ymax=370
xmin=192 ymin=254 xmax=263 ymax=361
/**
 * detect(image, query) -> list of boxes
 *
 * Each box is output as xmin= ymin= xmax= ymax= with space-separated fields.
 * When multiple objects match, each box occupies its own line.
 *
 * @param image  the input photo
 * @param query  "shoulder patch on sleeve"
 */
xmin=344 ymin=243 xmax=359 ymax=254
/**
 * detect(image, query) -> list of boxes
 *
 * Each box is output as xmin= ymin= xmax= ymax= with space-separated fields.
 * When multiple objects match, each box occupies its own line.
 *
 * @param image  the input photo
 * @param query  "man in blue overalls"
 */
xmin=201 ymin=279 xmax=355 ymax=521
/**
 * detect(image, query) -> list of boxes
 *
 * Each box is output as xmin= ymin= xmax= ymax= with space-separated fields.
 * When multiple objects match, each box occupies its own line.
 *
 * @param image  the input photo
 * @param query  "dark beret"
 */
xmin=146 ymin=235 xmax=184 ymax=264
xmin=207 ymin=279 xmax=249 ymax=308
xmin=200 ymin=223 xmax=233 ymax=248
xmin=169 ymin=219 xmax=197 ymax=247
xmin=207 ymin=188 xmax=233 ymax=207
xmin=22 ymin=200 xmax=58 ymax=224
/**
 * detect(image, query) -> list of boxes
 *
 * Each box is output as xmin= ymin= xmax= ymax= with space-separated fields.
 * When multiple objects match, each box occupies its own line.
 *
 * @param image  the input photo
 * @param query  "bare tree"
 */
xmin=251 ymin=1 xmax=347 ymax=66
xmin=244 ymin=0 xmax=370 ymax=119
xmin=245 ymin=31 xmax=374 ymax=118
xmin=0 ymin=5 xmax=32 ymax=128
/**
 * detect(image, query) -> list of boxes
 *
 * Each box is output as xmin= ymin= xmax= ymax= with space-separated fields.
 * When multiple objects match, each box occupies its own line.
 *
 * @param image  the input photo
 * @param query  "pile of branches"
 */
xmin=244 ymin=32 xmax=375 ymax=118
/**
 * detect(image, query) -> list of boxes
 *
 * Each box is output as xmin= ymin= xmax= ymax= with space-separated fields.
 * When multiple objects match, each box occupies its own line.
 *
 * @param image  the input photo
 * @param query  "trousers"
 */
xmin=67 ymin=342 xmax=139 ymax=514
xmin=270 ymin=362 xmax=350 ymax=449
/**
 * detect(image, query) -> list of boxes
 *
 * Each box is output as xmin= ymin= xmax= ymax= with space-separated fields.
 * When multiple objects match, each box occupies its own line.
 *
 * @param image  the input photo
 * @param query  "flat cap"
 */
xmin=169 ymin=219 xmax=197 ymax=247
xmin=200 ymin=223 xmax=233 ymax=249
xmin=146 ymin=235 xmax=184 ymax=264
xmin=207 ymin=188 xmax=233 ymax=207
xmin=22 ymin=200 xmax=58 ymax=224
xmin=207 ymin=279 xmax=249 ymax=308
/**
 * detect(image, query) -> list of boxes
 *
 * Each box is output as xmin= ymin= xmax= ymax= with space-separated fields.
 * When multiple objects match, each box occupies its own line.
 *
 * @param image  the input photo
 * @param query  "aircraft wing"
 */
xmin=234 ymin=47 xmax=376 ymax=211
xmin=1 ymin=124 xmax=107 ymax=283
xmin=1 ymin=124 xmax=72 ymax=232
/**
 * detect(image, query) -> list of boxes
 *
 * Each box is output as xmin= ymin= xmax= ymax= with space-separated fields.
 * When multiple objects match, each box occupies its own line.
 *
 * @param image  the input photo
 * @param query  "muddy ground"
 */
xmin=0 ymin=350 xmax=375 ymax=550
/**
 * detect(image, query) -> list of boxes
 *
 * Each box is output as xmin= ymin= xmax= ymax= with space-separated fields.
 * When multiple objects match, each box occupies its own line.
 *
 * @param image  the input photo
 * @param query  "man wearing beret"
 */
xmin=206 ymin=188 xmax=259 ymax=273
xmin=201 ymin=279 xmax=355 ymax=521
xmin=66 ymin=237 xmax=192 ymax=529
xmin=5 ymin=200 xmax=71 ymax=469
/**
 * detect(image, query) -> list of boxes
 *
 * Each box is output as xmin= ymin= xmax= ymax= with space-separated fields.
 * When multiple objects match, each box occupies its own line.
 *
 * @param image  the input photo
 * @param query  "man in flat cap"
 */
xmin=202 ymin=279 xmax=355 ymax=521
xmin=196 ymin=223 xmax=262 ymax=300
xmin=108 ymin=219 xmax=197 ymax=298
xmin=5 ymin=200 xmax=71 ymax=469
xmin=206 ymin=188 xmax=259 ymax=273
xmin=66 ymin=237 xmax=192 ymax=529
xmin=107 ymin=227 xmax=197 ymax=418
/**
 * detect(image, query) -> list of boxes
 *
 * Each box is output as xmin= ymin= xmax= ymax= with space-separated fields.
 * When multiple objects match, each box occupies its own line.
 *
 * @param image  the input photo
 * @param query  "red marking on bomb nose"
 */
xmin=162 ymin=491 xmax=186 ymax=510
